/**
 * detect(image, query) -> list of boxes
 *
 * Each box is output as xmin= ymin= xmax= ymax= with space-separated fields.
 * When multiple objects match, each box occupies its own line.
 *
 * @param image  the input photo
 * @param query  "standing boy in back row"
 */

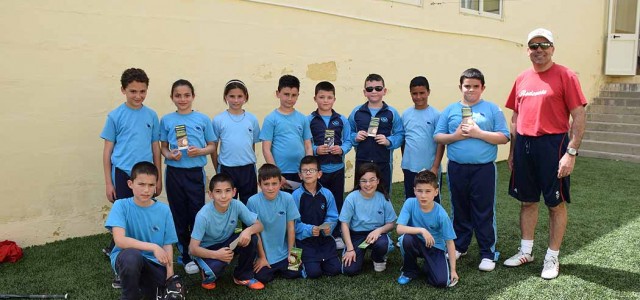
xmin=308 ymin=81 xmax=352 ymax=249
xmin=434 ymin=68 xmax=509 ymax=272
xmin=401 ymin=76 xmax=444 ymax=201
xmin=261 ymin=75 xmax=313 ymax=193
xmin=349 ymin=74 xmax=404 ymax=193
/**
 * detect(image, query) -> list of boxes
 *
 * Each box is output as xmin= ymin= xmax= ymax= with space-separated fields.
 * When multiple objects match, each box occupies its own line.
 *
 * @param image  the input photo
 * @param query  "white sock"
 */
xmin=545 ymin=248 xmax=559 ymax=260
xmin=521 ymin=239 xmax=534 ymax=255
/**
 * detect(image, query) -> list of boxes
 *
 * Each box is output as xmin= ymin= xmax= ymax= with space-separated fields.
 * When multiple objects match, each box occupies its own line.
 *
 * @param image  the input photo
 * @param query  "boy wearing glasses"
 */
xmin=308 ymin=81 xmax=352 ymax=249
xmin=348 ymin=74 xmax=405 ymax=193
xmin=292 ymin=156 xmax=341 ymax=278
xmin=504 ymin=28 xmax=587 ymax=280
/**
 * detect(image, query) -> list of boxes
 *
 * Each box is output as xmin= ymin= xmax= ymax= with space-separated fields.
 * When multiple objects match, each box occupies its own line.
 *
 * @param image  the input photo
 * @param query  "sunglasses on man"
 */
xmin=528 ymin=42 xmax=553 ymax=50
xmin=365 ymin=86 xmax=384 ymax=92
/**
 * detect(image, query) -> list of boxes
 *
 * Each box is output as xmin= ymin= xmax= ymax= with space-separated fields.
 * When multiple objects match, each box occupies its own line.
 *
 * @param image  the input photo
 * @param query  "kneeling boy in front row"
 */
xmin=248 ymin=164 xmax=302 ymax=283
xmin=396 ymin=170 xmax=459 ymax=287
xmin=292 ymin=156 xmax=341 ymax=278
xmin=105 ymin=161 xmax=179 ymax=299
xmin=189 ymin=173 xmax=265 ymax=290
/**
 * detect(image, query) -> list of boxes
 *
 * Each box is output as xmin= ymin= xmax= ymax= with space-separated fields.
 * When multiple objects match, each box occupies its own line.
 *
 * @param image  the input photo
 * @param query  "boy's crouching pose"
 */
xmin=396 ymin=171 xmax=458 ymax=287
xmin=105 ymin=161 xmax=181 ymax=300
xmin=189 ymin=173 xmax=265 ymax=290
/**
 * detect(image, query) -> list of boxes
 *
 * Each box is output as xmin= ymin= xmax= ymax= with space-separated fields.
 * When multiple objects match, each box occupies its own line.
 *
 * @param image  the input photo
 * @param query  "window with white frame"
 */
xmin=460 ymin=0 xmax=502 ymax=18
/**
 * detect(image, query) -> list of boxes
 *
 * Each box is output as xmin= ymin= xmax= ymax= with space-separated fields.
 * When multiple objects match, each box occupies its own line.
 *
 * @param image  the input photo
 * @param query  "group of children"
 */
xmin=102 ymin=67 xmax=510 ymax=298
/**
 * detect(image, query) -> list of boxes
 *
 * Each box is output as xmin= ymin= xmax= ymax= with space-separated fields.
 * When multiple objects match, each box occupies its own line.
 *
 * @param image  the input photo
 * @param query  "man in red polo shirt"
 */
xmin=503 ymin=28 xmax=587 ymax=280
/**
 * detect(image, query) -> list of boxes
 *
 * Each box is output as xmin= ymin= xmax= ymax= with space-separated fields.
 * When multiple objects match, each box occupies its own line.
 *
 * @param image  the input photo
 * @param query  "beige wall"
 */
xmin=0 ymin=0 xmax=608 ymax=246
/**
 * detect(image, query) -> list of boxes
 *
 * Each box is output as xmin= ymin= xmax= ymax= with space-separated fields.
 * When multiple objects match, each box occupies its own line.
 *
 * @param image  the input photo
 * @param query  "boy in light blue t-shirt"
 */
xmin=434 ymin=68 xmax=509 ymax=272
xmin=260 ymin=75 xmax=312 ymax=193
xmin=189 ymin=173 xmax=265 ymax=291
xmin=100 ymin=68 xmax=162 ymax=285
xmin=396 ymin=170 xmax=458 ymax=288
xmin=401 ymin=76 xmax=444 ymax=201
xmin=160 ymin=79 xmax=216 ymax=275
xmin=247 ymin=164 xmax=302 ymax=283
xmin=105 ymin=161 xmax=178 ymax=299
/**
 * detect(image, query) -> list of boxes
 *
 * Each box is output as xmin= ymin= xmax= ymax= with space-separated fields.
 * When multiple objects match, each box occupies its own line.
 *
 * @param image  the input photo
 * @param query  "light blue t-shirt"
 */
xmin=160 ymin=111 xmax=215 ymax=168
xmin=105 ymin=198 xmax=178 ymax=271
xmin=434 ymin=100 xmax=509 ymax=164
xmin=402 ymin=106 xmax=441 ymax=172
xmin=339 ymin=191 xmax=397 ymax=232
xmin=259 ymin=109 xmax=312 ymax=174
xmin=396 ymin=199 xmax=456 ymax=251
xmin=247 ymin=191 xmax=301 ymax=264
xmin=100 ymin=103 xmax=160 ymax=175
xmin=191 ymin=200 xmax=258 ymax=248
xmin=212 ymin=110 xmax=261 ymax=167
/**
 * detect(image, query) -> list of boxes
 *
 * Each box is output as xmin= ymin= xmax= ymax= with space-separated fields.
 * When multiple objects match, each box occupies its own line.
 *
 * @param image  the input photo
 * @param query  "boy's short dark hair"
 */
xmin=459 ymin=68 xmax=485 ymax=86
xmin=414 ymin=170 xmax=438 ymax=188
xmin=209 ymin=173 xmax=235 ymax=191
xmin=130 ymin=161 xmax=158 ymax=181
xmin=315 ymin=81 xmax=335 ymax=96
xmin=299 ymin=155 xmax=320 ymax=171
xmin=278 ymin=75 xmax=300 ymax=91
xmin=410 ymin=76 xmax=430 ymax=91
xmin=258 ymin=163 xmax=282 ymax=182
xmin=364 ymin=73 xmax=385 ymax=87
xmin=121 ymin=68 xmax=149 ymax=89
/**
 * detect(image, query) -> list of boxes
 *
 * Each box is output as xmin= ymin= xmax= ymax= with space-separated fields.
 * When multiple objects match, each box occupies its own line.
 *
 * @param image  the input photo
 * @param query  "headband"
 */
xmin=225 ymin=79 xmax=246 ymax=88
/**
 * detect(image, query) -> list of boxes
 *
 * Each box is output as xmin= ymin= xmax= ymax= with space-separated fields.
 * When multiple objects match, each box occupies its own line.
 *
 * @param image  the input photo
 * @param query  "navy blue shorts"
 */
xmin=219 ymin=164 xmax=257 ymax=205
xmin=114 ymin=167 xmax=133 ymax=200
xmin=509 ymin=133 xmax=571 ymax=207
xmin=281 ymin=173 xmax=302 ymax=194
xmin=402 ymin=169 xmax=441 ymax=203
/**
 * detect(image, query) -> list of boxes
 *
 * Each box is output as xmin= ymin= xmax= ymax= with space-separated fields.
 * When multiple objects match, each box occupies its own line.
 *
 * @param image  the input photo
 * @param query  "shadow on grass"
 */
xmin=563 ymin=264 xmax=640 ymax=293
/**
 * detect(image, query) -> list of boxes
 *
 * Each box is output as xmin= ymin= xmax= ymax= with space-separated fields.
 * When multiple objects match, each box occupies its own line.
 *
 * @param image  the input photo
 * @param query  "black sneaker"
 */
xmin=112 ymin=275 xmax=122 ymax=289
xmin=102 ymin=247 xmax=111 ymax=258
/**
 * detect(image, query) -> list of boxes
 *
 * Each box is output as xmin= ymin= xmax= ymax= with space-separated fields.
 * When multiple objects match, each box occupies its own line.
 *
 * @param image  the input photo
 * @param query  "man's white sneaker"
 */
xmin=373 ymin=261 xmax=387 ymax=272
xmin=478 ymin=258 xmax=496 ymax=272
xmin=503 ymin=249 xmax=534 ymax=267
xmin=541 ymin=257 xmax=559 ymax=279
xmin=445 ymin=250 xmax=467 ymax=260
xmin=335 ymin=237 xmax=345 ymax=250
xmin=184 ymin=261 xmax=199 ymax=275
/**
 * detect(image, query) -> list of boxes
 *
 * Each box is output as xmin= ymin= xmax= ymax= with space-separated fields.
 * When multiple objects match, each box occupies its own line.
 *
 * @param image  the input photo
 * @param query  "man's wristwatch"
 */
xmin=566 ymin=147 xmax=578 ymax=156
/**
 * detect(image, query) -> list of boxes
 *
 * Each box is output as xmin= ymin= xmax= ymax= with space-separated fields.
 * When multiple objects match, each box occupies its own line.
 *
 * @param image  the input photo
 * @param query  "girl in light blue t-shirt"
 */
xmin=339 ymin=163 xmax=397 ymax=276
xmin=211 ymin=80 xmax=261 ymax=205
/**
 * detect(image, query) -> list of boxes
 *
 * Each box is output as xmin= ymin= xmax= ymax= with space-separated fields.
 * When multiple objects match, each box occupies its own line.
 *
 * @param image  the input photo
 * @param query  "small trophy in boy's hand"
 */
xmin=367 ymin=117 xmax=380 ymax=137
xmin=324 ymin=129 xmax=335 ymax=147
xmin=461 ymin=106 xmax=474 ymax=125
xmin=175 ymin=124 xmax=189 ymax=150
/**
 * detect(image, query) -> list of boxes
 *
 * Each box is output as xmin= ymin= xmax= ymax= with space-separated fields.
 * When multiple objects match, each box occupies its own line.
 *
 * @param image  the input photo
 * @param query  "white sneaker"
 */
xmin=184 ymin=261 xmax=199 ymax=275
xmin=541 ymin=257 xmax=559 ymax=279
xmin=445 ymin=250 xmax=467 ymax=260
xmin=503 ymin=248 xmax=534 ymax=267
xmin=478 ymin=258 xmax=496 ymax=272
xmin=335 ymin=237 xmax=345 ymax=250
xmin=373 ymin=261 xmax=387 ymax=272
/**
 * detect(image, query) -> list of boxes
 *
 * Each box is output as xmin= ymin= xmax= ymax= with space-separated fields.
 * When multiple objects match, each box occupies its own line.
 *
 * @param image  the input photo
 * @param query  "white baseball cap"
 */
xmin=527 ymin=28 xmax=554 ymax=44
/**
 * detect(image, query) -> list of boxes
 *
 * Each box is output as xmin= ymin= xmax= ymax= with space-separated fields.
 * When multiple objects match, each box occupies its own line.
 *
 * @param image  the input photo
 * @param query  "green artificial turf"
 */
xmin=1 ymin=158 xmax=638 ymax=299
